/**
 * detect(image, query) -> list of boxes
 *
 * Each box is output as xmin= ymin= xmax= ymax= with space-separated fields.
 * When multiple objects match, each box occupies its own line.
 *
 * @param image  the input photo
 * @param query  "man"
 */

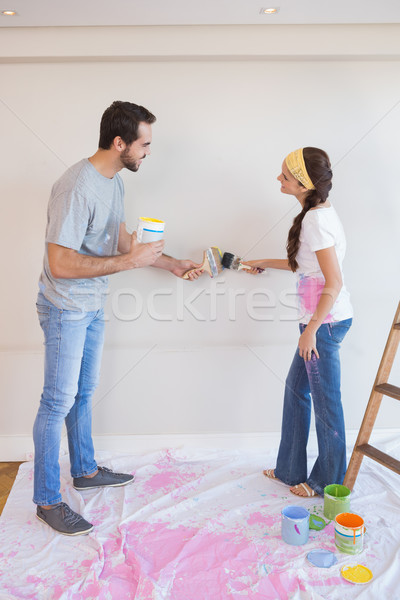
xmin=33 ymin=100 xmax=201 ymax=535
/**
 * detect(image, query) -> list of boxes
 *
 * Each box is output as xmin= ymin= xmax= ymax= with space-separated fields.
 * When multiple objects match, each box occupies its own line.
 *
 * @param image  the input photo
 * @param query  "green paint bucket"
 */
xmin=323 ymin=484 xmax=351 ymax=520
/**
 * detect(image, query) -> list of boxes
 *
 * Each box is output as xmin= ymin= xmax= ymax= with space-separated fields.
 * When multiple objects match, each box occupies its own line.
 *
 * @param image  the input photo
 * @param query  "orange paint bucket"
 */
xmin=334 ymin=513 xmax=365 ymax=554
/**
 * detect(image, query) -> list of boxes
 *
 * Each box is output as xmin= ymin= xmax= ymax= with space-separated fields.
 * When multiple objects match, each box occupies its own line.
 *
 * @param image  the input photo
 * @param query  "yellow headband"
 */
xmin=285 ymin=148 xmax=315 ymax=190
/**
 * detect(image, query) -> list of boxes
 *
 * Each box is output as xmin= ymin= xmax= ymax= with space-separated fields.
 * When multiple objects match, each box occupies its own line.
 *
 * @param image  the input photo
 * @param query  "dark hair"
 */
xmin=98 ymin=101 xmax=156 ymax=149
xmin=286 ymin=147 xmax=332 ymax=272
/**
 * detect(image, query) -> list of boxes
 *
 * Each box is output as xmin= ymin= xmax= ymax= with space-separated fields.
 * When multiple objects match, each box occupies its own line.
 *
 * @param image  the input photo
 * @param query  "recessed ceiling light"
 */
xmin=261 ymin=7 xmax=279 ymax=14
xmin=1 ymin=10 xmax=17 ymax=16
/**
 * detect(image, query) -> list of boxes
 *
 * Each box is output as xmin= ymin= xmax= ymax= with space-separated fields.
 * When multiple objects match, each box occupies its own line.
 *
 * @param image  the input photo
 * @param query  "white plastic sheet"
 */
xmin=0 ymin=446 xmax=399 ymax=599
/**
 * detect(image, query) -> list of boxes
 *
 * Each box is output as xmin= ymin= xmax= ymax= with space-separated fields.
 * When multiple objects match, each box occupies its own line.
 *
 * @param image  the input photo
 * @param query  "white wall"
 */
xmin=1 ymin=25 xmax=400 ymax=460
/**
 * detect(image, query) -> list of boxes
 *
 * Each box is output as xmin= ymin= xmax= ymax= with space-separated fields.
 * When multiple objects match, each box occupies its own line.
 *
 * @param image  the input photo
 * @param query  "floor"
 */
xmin=0 ymin=462 xmax=23 ymax=516
xmin=0 ymin=447 xmax=399 ymax=599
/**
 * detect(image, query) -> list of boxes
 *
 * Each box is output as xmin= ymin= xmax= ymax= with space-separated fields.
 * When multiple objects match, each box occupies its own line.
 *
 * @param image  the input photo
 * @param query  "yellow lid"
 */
xmin=139 ymin=217 xmax=164 ymax=224
xmin=340 ymin=565 xmax=373 ymax=585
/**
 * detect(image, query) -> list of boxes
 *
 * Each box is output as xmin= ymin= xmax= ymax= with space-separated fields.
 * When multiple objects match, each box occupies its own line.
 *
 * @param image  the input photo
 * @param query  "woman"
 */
xmin=245 ymin=147 xmax=353 ymax=497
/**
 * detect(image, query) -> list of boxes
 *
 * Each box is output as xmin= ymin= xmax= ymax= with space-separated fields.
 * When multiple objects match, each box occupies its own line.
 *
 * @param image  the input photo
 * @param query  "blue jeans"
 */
xmin=275 ymin=319 xmax=352 ymax=496
xmin=33 ymin=293 xmax=104 ymax=506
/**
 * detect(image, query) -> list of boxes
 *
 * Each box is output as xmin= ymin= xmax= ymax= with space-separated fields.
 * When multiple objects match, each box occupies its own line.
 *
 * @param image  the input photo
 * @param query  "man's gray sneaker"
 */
xmin=36 ymin=502 xmax=93 ymax=536
xmin=73 ymin=466 xmax=134 ymax=490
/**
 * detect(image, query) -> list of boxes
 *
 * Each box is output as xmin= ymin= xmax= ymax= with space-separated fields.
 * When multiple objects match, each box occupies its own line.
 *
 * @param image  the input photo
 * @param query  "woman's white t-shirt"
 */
xmin=296 ymin=206 xmax=353 ymax=324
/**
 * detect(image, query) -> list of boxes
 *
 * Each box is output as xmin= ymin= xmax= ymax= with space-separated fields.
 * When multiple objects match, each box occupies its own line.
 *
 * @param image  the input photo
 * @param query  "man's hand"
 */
xmin=126 ymin=232 xmax=165 ymax=269
xmin=172 ymin=259 xmax=204 ymax=280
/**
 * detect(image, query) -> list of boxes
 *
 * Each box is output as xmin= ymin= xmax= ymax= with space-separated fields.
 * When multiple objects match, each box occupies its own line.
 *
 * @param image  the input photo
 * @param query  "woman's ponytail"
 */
xmin=286 ymin=147 xmax=332 ymax=272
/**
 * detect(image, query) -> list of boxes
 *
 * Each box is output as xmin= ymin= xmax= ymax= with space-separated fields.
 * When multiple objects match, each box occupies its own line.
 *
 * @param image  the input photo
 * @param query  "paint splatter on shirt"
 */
xmin=296 ymin=207 xmax=353 ymax=324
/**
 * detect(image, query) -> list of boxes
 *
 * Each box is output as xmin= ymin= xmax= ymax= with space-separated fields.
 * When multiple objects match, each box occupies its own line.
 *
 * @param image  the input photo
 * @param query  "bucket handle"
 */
xmin=352 ymin=525 xmax=366 ymax=544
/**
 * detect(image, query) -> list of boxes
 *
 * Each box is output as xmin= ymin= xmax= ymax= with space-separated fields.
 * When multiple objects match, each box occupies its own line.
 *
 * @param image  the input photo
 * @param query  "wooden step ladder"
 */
xmin=344 ymin=301 xmax=400 ymax=490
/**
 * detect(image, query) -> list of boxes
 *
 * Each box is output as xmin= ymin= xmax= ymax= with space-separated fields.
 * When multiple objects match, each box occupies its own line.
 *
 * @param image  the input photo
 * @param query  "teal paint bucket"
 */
xmin=324 ymin=484 xmax=351 ymax=520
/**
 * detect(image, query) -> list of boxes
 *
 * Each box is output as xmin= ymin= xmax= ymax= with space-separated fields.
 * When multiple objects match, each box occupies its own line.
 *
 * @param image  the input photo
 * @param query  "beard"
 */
xmin=120 ymin=148 xmax=145 ymax=172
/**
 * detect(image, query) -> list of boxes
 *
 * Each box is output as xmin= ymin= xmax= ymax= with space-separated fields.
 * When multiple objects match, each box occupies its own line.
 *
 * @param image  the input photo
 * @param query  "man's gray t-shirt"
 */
xmin=39 ymin=158 xmax=125 ymax=311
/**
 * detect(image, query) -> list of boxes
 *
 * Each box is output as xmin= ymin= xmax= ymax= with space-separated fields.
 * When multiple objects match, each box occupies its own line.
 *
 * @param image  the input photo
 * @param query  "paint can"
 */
xmin=281 ymin=506 xmax=309 ymax=546
xmin=335 ymin=513 xmax=365 ymax=554
xmin=323 ymin=484 xmax=351 ymax=520
xmin=137 ymin=217 xmax=165 ymax=243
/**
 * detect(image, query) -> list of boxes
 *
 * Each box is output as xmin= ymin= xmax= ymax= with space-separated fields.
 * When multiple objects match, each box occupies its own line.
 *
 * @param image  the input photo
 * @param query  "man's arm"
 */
xmin=117 ymin=223 xmax=203 ymax=279
xmin=48 ymin=233 xmax=164 ymax=279
xmin=151 ymin=254 xmax=204 ymax=280
xmin=118 ymin=222 xmax=133 ymax=254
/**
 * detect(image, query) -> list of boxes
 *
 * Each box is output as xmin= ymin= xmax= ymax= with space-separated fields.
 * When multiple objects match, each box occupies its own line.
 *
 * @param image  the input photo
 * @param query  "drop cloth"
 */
xmin=0 ymin=446 xmax=399 ymax=600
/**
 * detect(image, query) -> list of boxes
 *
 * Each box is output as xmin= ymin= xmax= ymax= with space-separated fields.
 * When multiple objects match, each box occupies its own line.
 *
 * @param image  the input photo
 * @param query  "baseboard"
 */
xmin=1 ymin=429 xmax=400 ymax=462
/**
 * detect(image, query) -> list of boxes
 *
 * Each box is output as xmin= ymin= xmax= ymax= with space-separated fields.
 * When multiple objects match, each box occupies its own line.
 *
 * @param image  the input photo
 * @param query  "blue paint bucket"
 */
xmin=281 ymin=506 xmax=310 ymax=545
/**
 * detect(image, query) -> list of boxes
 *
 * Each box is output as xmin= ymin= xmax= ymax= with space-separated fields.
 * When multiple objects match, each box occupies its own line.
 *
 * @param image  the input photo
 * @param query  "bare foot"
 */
xmin=290 ymin=482 xmax=317 ymax=497
xmin=263 ymin=469 xmax=277 ymax=479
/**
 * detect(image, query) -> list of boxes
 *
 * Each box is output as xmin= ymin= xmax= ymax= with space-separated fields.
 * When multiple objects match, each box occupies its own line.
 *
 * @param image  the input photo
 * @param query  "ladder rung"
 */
xmin=345 ymin=303 xmax=400 ymax=490
xmin=357 ymin=444 xmax=400 ymax=475
xmin=374 ymin=383 xmax=400 ymax=400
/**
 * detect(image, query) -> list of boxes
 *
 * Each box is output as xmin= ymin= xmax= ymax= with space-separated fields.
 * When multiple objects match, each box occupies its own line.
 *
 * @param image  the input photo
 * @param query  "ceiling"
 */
xmin=1 ymin=0 xmax=400 ymax=28
xmin=0 ymin=0 xmax=400 ymax=28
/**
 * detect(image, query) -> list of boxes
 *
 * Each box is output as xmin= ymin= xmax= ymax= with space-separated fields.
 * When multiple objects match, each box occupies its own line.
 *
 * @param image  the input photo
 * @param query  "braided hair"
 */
xmin=286 ymin=147 xmax=333 ymax=272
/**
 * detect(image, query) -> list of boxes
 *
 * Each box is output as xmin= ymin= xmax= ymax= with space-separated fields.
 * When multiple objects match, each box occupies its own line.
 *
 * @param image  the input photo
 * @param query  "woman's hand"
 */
xmin=241 ymin=260 xmax=265 ymax=275
xmin=298 ymin=328 xmax=320 ymax=361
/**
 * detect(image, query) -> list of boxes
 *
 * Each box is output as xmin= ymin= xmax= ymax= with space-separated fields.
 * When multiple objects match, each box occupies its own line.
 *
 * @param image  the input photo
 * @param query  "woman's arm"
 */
xmin=298 ymin=246 xmax=343 ymax=361
xmin=242 ymin=258 xmax=291 ymax=272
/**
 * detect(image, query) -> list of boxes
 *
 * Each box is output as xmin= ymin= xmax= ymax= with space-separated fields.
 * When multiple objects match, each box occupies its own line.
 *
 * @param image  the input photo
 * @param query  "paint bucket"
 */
xmin=335 ymin=513 xmax=365 ymax=554
xmin=281 ymin=506 xmax=309 ymax=546
xmin=137 ymin=217 xmax=165 ymax=243
xmin=324 ymin=484 xmax=351 ymax=520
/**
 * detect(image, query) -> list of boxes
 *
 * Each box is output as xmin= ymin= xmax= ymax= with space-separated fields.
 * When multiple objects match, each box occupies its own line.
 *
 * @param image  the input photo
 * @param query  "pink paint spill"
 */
xmin=142 ymin=456 xmax=206 ymax=496
xmin=247 ymin=511 xmax=277 ymax=528
xmin=0 ymin=514 xmax=344 ymax=598
xmin=144 ymin=470 xmax=179 ymax=492
xmin=120 ymin=520 xmax=307 ymax=599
